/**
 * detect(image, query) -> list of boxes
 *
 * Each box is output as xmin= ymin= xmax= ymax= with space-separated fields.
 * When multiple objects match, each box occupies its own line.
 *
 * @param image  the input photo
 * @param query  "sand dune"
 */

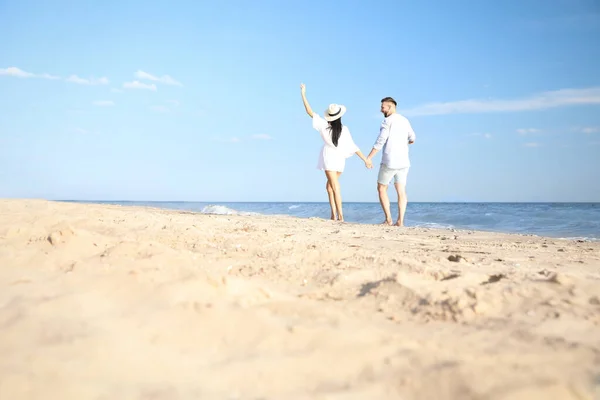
xmin=1 ymin=199 xmax=599 ymax=399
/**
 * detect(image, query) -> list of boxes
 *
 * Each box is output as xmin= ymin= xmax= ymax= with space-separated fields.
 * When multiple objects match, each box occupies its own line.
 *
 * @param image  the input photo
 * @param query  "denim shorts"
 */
xmin=377 ymin=164 xmax=409 ymax=186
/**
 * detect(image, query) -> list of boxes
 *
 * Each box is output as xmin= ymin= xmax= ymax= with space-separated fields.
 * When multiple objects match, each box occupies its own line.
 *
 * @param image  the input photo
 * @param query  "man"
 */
xmin=366 ymin=97 xmax=416 ymax=226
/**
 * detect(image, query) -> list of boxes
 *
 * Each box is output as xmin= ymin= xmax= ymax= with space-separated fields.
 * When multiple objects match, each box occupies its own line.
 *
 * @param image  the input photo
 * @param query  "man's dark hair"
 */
xmin=381 ymin=97 xmax=397 ymax=106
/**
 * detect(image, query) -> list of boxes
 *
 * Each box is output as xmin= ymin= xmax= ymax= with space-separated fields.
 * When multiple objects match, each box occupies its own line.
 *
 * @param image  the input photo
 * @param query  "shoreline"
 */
xmin=1 ymin=199 xmax=599 ymax=399
xmin=52 ymin=199 xmax=600 ymax=242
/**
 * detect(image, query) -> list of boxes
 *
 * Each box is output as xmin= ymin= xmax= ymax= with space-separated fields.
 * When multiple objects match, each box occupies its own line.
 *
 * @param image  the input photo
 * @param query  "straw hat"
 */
xmin=324 ymin=103 xmax=346 ymax=121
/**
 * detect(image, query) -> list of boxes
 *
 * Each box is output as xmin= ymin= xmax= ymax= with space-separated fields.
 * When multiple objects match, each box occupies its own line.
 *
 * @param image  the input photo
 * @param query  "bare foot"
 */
xmin=381 ymin=220 xmax=392 ymax=226
xmin=394 ymin=221 xmax=404 ymax=227
xmin=330 ymin=216 xmax=336 ymax=221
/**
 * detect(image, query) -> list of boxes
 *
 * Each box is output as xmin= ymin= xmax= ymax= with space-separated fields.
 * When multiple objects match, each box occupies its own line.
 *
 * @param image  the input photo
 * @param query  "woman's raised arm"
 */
xmin=300 ymin=83 xmax=314 ymax=118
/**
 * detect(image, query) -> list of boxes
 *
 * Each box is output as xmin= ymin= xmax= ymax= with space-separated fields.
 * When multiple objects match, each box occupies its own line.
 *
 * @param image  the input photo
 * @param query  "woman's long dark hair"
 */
xmin=329 ymin=118 xmax=342 ymax=147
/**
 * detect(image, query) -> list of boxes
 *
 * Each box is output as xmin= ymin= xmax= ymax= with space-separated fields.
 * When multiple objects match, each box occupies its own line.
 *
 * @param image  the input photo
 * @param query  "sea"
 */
xmin=69 ymin=201 xmax=600 ymax=241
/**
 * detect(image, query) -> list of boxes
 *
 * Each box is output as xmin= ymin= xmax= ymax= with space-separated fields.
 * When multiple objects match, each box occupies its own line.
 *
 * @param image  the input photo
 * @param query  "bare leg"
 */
xmin=378 ymin=183 xmax=393 ymax=225
xmin=326 ymin=170 xmax=344 ymax=222
xmin=394 ymin=182 xmax=407 ymax=226
xmin=325 ymin=179 xmax=336 ymax=220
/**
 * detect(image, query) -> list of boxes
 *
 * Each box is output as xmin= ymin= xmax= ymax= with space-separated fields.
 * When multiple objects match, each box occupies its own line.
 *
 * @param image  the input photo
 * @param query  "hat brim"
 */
xmin=324 ymin=105 xmax=346 ymax=122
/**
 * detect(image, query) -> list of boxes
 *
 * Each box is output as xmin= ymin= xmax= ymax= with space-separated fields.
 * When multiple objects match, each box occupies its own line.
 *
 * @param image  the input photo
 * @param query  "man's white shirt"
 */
xmin=373 ymin=113 xmax=416 ymax=169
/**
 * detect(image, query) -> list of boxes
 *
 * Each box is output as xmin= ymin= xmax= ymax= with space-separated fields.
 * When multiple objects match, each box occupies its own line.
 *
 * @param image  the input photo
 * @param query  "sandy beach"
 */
xmin=0 ymin=199 xmax=599 ymax=399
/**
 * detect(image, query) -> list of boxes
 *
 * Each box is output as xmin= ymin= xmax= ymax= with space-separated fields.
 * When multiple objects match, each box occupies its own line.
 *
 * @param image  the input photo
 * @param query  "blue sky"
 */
xmin=1 ymin=0 xmax=599 ymax=202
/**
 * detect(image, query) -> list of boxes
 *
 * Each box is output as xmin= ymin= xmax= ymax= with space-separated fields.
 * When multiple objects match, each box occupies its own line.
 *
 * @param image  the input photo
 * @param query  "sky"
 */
xmin=1 ymin=0 xmax=599 ymax=203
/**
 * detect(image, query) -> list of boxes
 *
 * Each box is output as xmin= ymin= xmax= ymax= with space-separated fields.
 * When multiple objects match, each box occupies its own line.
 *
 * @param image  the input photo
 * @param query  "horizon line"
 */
xmin=53 ymin=199 xmax=600 ymax=204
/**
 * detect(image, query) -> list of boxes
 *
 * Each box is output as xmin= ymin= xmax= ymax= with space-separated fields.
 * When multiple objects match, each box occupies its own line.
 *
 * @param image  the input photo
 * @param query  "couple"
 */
xmin=300 ymin=83 xmax=416 ymax=226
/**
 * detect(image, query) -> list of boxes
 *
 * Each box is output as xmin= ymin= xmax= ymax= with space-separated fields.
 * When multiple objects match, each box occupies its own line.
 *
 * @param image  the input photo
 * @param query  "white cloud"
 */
xmin=150 ymin=105 xmax=170 ymax=113
xmin=66 ymin=76 xmax=86 ymax=84
xmin=569 ymin=126 xmax=600 ymax=134
xmin=0 ymin=66 xmax=59 ymax=80
xmin=252 ymin=134 xmax=273 ymax=140
xmin=402 ymin=86 xmax=600 ymax=116
xmin=66 ymin=75 xmax=109 ymax=85
xmin=123 ymin=80 xmax=157 ymax=91
xmin=229 ymin=137 xmax=240 ymax=143
xmin=523 ymin=142 xmax=541 ymax=148
xmin=40 ymin=73 xmax=60 ymax=80
xmin=516 ymin=128 xmax=541 ymax=135
xmin=150 ymin=101 xmax=181 ymax=113
xmin=135 ymin=70 xmax=182 ymax=86
xmin=93 ymin=100 xmax=114 ymax=107
xmin=1 ymin=67 xmax=115 ymax=86
xmin=468 ymin=132 xmax=492 ymax=139
xmin=0 ymin=67 xmax=33 ymax=78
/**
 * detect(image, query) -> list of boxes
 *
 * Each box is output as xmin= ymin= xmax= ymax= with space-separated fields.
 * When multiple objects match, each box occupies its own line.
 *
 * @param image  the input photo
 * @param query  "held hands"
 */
xmin=365 ymin=158 xmax=373 ymax=169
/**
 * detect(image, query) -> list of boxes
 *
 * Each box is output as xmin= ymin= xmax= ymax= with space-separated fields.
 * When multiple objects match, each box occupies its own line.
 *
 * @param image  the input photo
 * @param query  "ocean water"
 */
xmin=69 ymin=201 xmax=600 ymax=241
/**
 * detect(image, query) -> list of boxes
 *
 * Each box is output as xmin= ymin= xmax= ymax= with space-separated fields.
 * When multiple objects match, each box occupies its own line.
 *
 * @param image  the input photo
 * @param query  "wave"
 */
xmin=288 ymin=205 xmax=301 ymax=210
xmin=558 ymin=236 xmax=599 ymax=242
xmin=413 ymin=222 xmax=455 ymax=230
xmin=200 ymin=205 xmax=260 ymax=216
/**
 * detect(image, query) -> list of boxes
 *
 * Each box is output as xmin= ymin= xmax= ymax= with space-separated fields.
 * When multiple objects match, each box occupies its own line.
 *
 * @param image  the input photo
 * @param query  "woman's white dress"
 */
xmin=312 ymin=113 xmax=359 ymax=172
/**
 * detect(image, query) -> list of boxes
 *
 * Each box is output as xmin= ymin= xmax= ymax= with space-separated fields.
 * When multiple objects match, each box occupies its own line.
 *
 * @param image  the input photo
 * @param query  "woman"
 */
xmin=300 ymin=83 xmax=370 ymax=222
